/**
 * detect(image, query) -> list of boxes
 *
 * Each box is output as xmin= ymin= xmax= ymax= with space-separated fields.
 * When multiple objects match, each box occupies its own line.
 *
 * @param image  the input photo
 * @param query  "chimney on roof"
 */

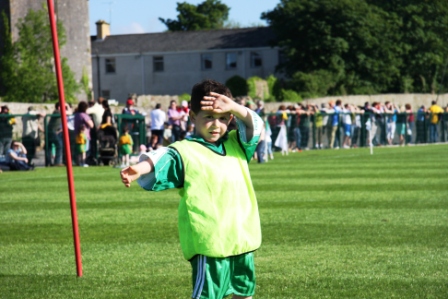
xmin=96 ymin=20 xmax=110 ymax=40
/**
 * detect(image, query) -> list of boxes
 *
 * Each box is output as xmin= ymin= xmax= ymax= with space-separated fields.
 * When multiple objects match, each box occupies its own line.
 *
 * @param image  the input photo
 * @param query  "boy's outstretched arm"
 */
xmin=120 ymin=158 xmax=154 ymax=188
xmin=202 ymin=91 xmax=256 ymax=140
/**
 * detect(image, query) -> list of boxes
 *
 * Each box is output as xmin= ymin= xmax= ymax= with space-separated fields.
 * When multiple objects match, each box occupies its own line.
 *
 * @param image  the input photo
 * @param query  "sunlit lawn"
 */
xmin=1 ymin=144 xmax=447 ymax=298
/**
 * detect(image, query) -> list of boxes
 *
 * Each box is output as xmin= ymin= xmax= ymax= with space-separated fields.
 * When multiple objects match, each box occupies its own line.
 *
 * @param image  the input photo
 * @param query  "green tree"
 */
xmin=80 ymin=67 xmax=92 ymax=101
xmin=369 ymin=0 xmax=448 ymax=93
xmin=0 ymin=6 xmax=79 ymax=103
xmin=0 ymin=11 xmax=17 ymax=97
xmin=225 ymin=75 xmax=248 ymax=97
xmin=262 ymin=0 xmax=404 ymax=96
xmin=159 ymin=0 xmax=230 ymax=31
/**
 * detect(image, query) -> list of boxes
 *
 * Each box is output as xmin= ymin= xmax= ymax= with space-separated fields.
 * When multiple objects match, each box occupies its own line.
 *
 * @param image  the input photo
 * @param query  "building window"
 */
xmin=105 ymin=58 xmax=116 ymax=74
xmin=250 ymin=52 xmax=262 ymax=68
xmin=226 ymin=52 xmax=237 ymax=69
xmin=153 ymin=56 xmax=164 ymax=72
xmin=101 ymin=90 xmax=110 ymax=99
xmin=201 ymin=54 xmax=213 ymax=70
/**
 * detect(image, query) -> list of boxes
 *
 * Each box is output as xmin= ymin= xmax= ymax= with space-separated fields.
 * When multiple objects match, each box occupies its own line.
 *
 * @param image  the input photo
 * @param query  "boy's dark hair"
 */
xmin=190 ymin=79 xmax=232 ymax=114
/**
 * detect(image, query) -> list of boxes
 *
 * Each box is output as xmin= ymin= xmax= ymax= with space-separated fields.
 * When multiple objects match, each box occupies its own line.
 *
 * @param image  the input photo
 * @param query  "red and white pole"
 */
xmin=46 ymin=0 xmax=83 ymax=277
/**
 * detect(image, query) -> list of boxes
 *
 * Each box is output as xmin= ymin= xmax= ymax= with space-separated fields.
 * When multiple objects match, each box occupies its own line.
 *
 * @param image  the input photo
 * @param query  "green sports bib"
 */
xmin=170 ymin=131 xmax=262 ymax=260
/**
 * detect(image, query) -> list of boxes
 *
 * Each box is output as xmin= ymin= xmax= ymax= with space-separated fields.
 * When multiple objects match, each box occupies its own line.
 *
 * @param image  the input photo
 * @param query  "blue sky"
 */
xmin=89 ymin=0 xmax=281 ymax=35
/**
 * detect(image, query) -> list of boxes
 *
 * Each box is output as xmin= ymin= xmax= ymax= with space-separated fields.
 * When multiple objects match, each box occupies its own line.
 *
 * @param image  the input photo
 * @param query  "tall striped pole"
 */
xmin=46 ymin=0 xmax=83 ymax=277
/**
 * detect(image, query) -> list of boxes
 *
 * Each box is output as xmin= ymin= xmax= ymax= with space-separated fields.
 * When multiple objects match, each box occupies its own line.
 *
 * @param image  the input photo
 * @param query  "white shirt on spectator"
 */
xmin=150 ymin=108 xmax=166 ymax=130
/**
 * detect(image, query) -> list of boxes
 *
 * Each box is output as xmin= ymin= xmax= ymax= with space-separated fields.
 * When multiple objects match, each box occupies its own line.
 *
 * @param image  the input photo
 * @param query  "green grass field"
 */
xmin=1 ymin=144 xmax=447 ymax=299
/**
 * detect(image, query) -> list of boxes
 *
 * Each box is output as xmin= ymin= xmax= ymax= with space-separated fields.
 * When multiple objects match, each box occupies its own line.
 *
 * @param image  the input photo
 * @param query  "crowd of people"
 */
xmin=263 ymin=99 xmax=448 ymax=158
xmin=0 ymin=96 xmax=447 ymax=171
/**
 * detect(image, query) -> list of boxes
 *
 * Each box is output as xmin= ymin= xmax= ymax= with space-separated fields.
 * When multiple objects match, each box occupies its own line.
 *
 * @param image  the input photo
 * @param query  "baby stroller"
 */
xmin=96 ymin=125 xmax=118 ymax=166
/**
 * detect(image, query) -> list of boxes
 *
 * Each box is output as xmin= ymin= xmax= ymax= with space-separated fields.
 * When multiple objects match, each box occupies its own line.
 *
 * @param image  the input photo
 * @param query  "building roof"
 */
xmin=91 ymin=27 xmax=277 ymax=55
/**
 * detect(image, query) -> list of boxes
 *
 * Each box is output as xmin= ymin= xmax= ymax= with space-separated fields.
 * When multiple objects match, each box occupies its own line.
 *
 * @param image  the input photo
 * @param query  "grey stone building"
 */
xmin=0 ymin=0 xmax=92 ymax=100
xmin=91 ymin=22 xmax=281 ymax=103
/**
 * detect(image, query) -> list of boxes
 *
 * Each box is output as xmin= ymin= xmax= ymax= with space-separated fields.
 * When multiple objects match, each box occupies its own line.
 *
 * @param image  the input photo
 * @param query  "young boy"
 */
xmin=118 ymin=126 xmax=133 ymax=167
xmin=120 ymin=79 xmax=263 ymax=299
xmin=76 ymin=124 xmax=88 ymax=167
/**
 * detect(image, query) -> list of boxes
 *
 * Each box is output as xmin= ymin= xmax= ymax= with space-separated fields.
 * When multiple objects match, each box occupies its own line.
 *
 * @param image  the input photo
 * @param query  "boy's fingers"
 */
xmin=200 ymin=100 xmax=214 ymax=105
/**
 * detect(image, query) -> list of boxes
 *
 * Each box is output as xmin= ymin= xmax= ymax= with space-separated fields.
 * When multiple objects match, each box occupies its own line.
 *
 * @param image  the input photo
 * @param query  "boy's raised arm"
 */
xmin=120 ymin=158 xmax=154 ymax=188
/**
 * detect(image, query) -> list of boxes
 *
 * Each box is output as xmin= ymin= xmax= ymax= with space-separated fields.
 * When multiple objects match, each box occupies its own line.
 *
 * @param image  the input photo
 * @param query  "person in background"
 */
xmin=122 ymin=98 xmax=140 ymax=151
xmin=383 ymin=101 xmax=397 ymax=146
xmin=0 ymin=105 xmax=15 ymax=156
xmin=328 ymin=100 xmax=342 ymax=149
xmin=427 ymin=100 xmax=444 ymax=143
xmin=255 ymin=124 xmax=266 ymax=163
xmin=65 ymin=104 xmax=76 ymax=165
xmin=274 ymin=105 xmax=289 ymax=155
xmin=21 ymin=106 xmax=45 ymax=166
xmin=47 ymin=103 xmax=63 ymax=166
xmin=372 ymin=102 xmax=384 ymax=146
xmin=163 ymin=122 xmax=173 ymax=146
xmin=74 ymin=101 xmax=94 ymax=165
xmin=395 ymin=105 xmax=407 ymax=146
xmin=150 ymin=103 xmax=166 ymax=150
xmin=87 ymin=97 xmax=105 ymax=129
xmin=118 ymin=126 xmax=133 ymax=168
xmin=122 ymin=97 xmax=139 ymax=116
xmin=351 ymin=105 xmax=364 ymax=148
xmin=312 ymin=104 xmax=324 ymax=149
xmin=178 ymin=100 xmax=190 ymax=133
xmin=443 ymin=104 xmax=448 ymax=142
xmin=96 ymin=100 xmax=117 ymax=149
xmin=299 ymin=104 xmax=313 ymax=150
xmin=415 ymin=105 xmax=427 ymax=143
xmin=101 ymin=100 xmax=114 ymax=127
xmin=76 ymin=124 xmax=88 ymax=167
xmin=167 ymin=100 xmax=183 ymax=142
xmin=255 ymin=100 xmax=265 ymax=117
xmin=255 ymin=101 xmax=266 ymax=163
xmin=185 ymin=124 xmax=195 ymax=138
xmin=405 ymin=103 xmax=414 ymax=144
xmin=6 ymin=141 xmax=33 ymax=171
xmin=342 ymin=103 xmax=353 ymax=149
xmin=264 ymin=116 xmax=274 ymax=160
xmin=288 ymin=105 xmax=301 ymax=152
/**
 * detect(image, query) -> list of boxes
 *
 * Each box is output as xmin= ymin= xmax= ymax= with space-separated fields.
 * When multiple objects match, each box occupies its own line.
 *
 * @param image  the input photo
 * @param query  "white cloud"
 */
xmin=114 ymin=22 xmax=146 ymax=34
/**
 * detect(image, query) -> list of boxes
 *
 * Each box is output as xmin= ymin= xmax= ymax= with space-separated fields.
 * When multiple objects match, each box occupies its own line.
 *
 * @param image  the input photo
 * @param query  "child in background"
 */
xmin=76 ymin=124 xmax=88 ymax=167
xmin=162 ymin=122 xmax=173 ymax=146
xmin=118 ymin=127 xmax=133 ymax=168
xmin=120 ymin=79 xmax=263 ymax=299
xmin=185 ymin=124 xmax=195 ymax=138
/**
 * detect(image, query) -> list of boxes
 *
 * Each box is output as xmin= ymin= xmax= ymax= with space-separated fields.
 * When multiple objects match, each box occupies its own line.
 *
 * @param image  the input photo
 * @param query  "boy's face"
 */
xmin=190 ymin=110 xmax=233 ymax=143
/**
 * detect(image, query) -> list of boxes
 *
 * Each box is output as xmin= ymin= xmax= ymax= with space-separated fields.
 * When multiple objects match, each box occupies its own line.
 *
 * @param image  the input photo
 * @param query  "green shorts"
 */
xmin=120 ymin=144 xmax=132 ymax=155
xmin=190 ymin=252 xmax=256 ymax=299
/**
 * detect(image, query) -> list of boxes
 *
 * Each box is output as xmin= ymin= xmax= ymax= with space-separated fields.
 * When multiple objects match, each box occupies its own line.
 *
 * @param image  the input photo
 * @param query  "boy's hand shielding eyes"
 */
xmin=201 ymin=92 xmax=235 ymax=114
